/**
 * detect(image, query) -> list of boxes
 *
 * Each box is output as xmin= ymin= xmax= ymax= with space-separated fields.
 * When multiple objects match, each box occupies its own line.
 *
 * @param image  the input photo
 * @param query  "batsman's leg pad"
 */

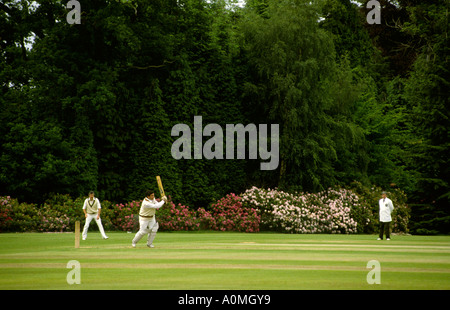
xmin=133 ymin=218 xmax=151 ymax=244
xmin=132 ymin=231 xmax=145 ymax=245
xmin=147 ymin=222 xmax=159 ymax=245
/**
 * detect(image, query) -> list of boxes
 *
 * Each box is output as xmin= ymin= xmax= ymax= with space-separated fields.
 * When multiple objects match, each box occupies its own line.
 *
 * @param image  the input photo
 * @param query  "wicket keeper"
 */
xmin=82 ymin=191 xmax=109 ymax=240
xmin=132 ymin=190 xmax=167 ymax=248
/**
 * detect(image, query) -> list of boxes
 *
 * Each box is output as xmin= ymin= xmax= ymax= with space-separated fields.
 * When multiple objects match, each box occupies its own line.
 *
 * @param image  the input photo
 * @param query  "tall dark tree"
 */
xmin=239 ymin=0 xmax=369 ymax=192
xmin=400 ymin=1 xmax=450 ymax=233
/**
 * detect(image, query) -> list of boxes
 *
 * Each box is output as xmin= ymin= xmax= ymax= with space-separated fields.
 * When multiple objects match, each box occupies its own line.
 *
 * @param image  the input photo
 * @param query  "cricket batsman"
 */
xmin=132 ymin=190 xmax=167 ymax=248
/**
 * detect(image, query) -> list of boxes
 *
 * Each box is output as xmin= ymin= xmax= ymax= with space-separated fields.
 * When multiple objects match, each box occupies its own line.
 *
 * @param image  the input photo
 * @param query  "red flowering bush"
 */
xmin=199 ymin=193 xmax=260 ymax=233
xmin=0 ymin=196 xmax=14 ymax=232
xmin=197 ymin=208 xmax=215 ymax=230
xmin=157 ymin=201 xmax=200 ymax=231
xmin=111 ymin=200 xmax=141 ymax=232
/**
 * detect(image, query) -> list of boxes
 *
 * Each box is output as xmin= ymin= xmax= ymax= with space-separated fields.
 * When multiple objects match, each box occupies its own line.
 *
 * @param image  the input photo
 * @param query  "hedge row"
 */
xmin=0 ymin=184 xmax=410 ymax=234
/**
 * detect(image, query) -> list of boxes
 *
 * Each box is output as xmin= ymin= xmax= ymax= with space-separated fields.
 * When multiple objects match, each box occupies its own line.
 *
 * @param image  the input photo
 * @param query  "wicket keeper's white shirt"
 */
xmin=379 ymin=198 xmax=394 ymax=222
xmin=139 ymin=198 xmax=165 ymax=217
xmin=83 ymin=198 xmax=101 ymax=214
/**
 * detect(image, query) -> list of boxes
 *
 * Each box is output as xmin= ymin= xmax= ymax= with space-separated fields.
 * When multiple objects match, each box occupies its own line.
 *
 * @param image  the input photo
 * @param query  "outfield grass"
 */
xmin=0 ymin=232 xmax=449 ymax=289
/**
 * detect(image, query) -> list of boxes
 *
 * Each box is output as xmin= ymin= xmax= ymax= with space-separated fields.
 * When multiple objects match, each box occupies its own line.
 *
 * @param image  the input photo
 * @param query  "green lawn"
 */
xmin=0 ymin=232 xmax=449 ymax=289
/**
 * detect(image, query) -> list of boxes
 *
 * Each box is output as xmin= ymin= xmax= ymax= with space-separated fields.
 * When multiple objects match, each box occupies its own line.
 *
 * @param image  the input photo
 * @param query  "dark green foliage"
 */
xmin=399 ymin=1 xmax=450 ymax=234
xmin=0 ymin=0 xmax=247 ymax=207
xmin=0 ymin=0 xmax=447 ymax=233
xmin=240 ymin=0 xmax=338 ymax=191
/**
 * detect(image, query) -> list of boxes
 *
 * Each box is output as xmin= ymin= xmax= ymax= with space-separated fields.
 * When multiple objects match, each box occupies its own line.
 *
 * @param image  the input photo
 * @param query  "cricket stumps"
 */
xmin=75 ymin=221 xmax=80 ymax=248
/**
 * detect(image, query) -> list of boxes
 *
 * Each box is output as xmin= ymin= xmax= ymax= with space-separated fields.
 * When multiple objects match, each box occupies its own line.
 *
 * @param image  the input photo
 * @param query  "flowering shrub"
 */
xmin=43 ymin=194 xmax=85 ymax=230
xmin=157 ymin=201 xmax=200 ymax=231
xmin=44 ymin=194 xmax=79 ymax=219
xmin=199 ymin=193 xmax=260 ymax=233
xmin=39 ymin=205 xmax=71 ymax=232
xmin=0 ymin=185 xmax=410 ymax=234
xmin=302 ymin=188 xmax=359 ymax=234
xmin=0 ymin=196 xmax=14 ymax=232
xmin=3 ymin=198 xmax=41 ymax=232
xmin=242 ymin=187 xmax=358 ymax=234
xmin=111 ymin=200 xmax=141 ymax=232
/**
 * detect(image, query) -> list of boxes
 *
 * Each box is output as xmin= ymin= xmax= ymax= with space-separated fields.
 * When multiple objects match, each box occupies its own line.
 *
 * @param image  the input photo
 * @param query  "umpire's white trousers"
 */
xmin=82 ymin=214 xmax=107 ymax=239
xmin=132 ymin=216 xmax=158 ymax=245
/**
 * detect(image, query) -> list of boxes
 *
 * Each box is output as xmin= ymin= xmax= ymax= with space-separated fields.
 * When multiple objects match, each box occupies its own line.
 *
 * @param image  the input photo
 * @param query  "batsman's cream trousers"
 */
xmin=82 ymin=213 xmax=107 ymax=239
xmin=132 ymin=216 xmax=158 ymax=245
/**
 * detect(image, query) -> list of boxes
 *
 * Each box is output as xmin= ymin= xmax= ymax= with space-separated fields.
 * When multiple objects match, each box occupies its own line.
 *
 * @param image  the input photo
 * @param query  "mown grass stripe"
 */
xmin=1 ymin=232 xmax=449 ymax=289
xmin=2 ymin=262 xmax=450 ymax=274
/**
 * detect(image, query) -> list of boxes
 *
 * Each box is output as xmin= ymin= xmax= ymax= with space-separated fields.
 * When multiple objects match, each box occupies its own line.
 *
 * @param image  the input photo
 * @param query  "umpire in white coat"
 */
xmin=378 ymin=191 xmax=394 ymax=240
xmin=132 ymin=190 xmax=167 ymax=248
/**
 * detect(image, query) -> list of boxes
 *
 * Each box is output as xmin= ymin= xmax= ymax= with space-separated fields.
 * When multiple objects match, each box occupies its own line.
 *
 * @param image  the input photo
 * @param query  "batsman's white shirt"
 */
xmin=379 ymin=198 xmax=394 ymax=222
xmin=139 ymin=198 xmax=165 ymax=217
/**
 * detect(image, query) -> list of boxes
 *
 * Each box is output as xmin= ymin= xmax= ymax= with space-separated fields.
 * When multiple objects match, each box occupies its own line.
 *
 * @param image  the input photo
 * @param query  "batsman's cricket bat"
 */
xmin=156 ymin=176 xmax=165 ymax=198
